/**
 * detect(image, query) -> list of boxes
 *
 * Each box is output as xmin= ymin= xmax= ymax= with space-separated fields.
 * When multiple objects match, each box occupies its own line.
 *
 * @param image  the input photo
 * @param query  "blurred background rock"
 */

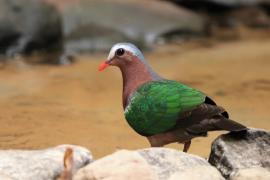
xmin=0 ymin=0 xmax=269 ymax=64
xmin=0 ymin=0 xmax=63 ymax=63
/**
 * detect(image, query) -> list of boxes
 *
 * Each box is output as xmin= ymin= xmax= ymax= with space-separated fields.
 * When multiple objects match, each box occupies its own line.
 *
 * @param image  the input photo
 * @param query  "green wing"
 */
xmin=124 ymin=80 xmax=206 ymax=136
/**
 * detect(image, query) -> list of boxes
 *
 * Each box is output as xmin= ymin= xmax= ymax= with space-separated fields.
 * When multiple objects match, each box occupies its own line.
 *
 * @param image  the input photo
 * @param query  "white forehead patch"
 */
xmin=107 ymin=43 xmax=144 ymax=60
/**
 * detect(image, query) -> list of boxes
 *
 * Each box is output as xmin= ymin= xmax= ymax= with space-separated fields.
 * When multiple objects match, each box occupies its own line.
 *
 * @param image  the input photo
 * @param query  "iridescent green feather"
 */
xmin=124 ymin=80 xmax=206 ymax=136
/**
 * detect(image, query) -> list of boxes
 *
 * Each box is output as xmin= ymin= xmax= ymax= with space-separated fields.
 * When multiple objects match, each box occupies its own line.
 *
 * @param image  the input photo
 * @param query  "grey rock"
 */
xmin=168 ymin=166 xmax=225 ymax=180
xmin=230 ymin=167 xmax=270 ymax=180
xmin=64 ymin=23 xmax=133 ymax=54
xmin=0 ymin=0 xmax=62 ymax=59
xmin=226 ymin=6 xmax=270 ymax=28
xmin=74 ymin=148 xmax=224 ymax=180
xmin=169 ymin=0 xmax=270 ymax=7
xmin=0 ymin=144 xmax=92 ymax=180
xmin=0 ymin=172 xmax=13 ymax=180
xmin=61 ymin=0 xmax=206 ymax=53
xmin=169 ymin=0 xmax=270 ymax=30
xmin=210 ymin=0 xmax=270 ymax=6
xmin=74 ymin=149 xmax=157 ymax=180
xmin=209 ymin=128 xmax=270 ymax=178
xmin=139 ymin=148 xmax=224 ymax=180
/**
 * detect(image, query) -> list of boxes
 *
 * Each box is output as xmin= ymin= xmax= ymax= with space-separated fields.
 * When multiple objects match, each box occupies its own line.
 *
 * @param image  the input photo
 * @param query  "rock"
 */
xmin=209 ymin=128 xmax=270 ymax=179
xmin=61 ymin=0 xmax=206 ymax=53
xmin=230 ymin=167 xmax=270 ymax=180
xmin=0 ymin=172 xmax=13 ymax=180
xmin=74 ymin=148 xmax=224 ymax=180
xmin=227 ymin=6 xmax=270 ymax=28
xmin=0 ymin=0 xmax=63 ymax=59
xmin=138 ymin=148 xmax=224 ymax=180
xmin=74 ymin=149 xmax=156 ymax=180
xmin=168 ymin=166 xmax=225 ymax=180
xmin=169 ymin=0 xmax=270 ymax=8
xmin=169 ymin=0 xmax=270 ymax=30
xmin=63 ymin=23 xmax=133 ymax=54
xmin=0 ymin=144 xmax=92 ymax=180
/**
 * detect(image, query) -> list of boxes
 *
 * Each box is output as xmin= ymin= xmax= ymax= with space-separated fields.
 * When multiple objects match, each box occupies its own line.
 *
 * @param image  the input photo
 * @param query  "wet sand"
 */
xmin=0 ymin=39 xmax=269 ymax=158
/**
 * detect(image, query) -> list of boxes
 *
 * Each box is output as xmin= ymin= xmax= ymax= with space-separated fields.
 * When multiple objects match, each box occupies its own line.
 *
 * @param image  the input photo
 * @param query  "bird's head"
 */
xmin=99 ymin=43 xmax=145 ymax=71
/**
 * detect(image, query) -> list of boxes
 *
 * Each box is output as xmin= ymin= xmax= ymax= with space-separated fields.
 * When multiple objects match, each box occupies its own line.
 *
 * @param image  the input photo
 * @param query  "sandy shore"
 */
xmin=0 ymin=39 xmax=269 ymax=158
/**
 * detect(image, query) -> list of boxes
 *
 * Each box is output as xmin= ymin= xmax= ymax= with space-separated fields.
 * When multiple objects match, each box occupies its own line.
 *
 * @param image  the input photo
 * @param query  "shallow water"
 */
xmin=0 ymin=39 xmax=269 ymax=158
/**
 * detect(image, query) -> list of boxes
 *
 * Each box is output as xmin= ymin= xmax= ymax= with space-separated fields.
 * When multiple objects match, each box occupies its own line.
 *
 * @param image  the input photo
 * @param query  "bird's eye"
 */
xmin=115 ymin=48 xmax=125 ymax=56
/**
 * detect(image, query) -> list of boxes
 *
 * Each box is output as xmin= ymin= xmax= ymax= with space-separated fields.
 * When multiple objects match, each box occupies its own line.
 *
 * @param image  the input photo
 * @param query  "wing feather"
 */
xmin=124 ymin=80 xmax=206 ymax=136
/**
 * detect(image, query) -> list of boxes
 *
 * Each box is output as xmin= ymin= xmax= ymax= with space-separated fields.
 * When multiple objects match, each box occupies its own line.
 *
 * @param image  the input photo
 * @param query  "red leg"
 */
xmin=183 ymin=141 xmax=191 ymax=152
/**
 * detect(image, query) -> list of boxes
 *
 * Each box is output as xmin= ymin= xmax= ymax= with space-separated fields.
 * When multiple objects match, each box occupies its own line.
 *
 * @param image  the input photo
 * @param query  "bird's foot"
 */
xmin=183 ymin=141 xmax=191 ymax=152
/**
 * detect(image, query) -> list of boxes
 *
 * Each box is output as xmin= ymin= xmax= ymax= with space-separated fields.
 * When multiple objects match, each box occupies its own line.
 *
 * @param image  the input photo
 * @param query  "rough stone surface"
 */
xmin=138 ymin=148 xmax=207 ymax=179
xmin=230 ymin=167 xmax=270 ymax=180
xmin=209 ymin=128 xmax=270 ymax=178
xmin=0 ymin=144 xmax=92 ymax=180
xmin=73 ymin=149 xmax=157 ymax=180
xmin=0 ymin=0 xmax=62 ymax=58
xmin=61 ymin=0 xmax=206 ymax=53
xmin=168 ymin=166 xmax=225 ymax=180
xmin=74 ymin=148 xmax=223 ymax=180
xmin=138 ymin=148 xmax=224 ymax=180
xmin=0 ymin=172 xmax=13 ymax=180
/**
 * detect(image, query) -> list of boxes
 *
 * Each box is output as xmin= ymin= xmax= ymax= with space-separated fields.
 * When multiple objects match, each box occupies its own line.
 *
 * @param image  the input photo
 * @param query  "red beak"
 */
xmin=99 ymin=61 xmax=109 ymax=71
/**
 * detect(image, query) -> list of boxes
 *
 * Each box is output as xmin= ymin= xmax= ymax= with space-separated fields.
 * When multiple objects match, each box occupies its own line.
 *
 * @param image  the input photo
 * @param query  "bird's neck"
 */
xmin=120 ymin=59 xmax=161 ymax=108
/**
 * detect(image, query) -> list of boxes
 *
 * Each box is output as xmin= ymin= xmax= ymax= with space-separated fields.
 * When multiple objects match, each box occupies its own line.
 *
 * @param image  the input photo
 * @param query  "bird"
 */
xmin=99 ymin=42 xmax=246 ymax=152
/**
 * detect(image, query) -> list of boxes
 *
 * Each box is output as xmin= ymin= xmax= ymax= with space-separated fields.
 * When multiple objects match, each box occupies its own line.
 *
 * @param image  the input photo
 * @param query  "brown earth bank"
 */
xmin=0 ymin=39 xmax=269 ymax=158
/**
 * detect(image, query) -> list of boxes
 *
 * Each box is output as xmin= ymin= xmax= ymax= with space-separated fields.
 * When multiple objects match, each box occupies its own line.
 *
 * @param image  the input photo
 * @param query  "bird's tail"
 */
xmin=215 ymin=116 xmax=247 ymax=132
xmin=186 ymin=115 xmax=247 ymax=135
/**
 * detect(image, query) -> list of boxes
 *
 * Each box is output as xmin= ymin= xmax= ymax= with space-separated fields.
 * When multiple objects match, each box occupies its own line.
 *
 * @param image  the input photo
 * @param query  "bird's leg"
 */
xmin=183 ymin=141 xmax=191 ymax=152
xmin=147 ymin=133 xmax=173 ymax=147
xmin=147 ymin=136 xmax=162 ymax=147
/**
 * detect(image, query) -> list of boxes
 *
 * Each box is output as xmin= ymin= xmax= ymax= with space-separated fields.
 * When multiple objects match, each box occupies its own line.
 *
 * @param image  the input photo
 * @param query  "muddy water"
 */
xmin=0 ymin=39 xmax=269 ymax=158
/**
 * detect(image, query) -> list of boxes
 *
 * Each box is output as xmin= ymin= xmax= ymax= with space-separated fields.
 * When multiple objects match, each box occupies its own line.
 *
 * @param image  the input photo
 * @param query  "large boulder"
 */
xmin=168 ymin=0 xmax=270 ymax=29
xmin=0 ymin=144 xmax=92 ymax=180
xmin=0 ymin=172 xmax=13 ymax=180
xmin=74 ymin=148 xmax=224 ymax=180
xmin=0 ymin=0 xmax=63 ymax=59
xmin=227 ymin=6 xmax=270 ymax=28
xmin=169 ymin=0 xmax=270 ymax=8
xmin=209 ymin=128 xmax=270 ymax=179
xmin=230 ymin=167 xmax=270 ymax=180
xmin=61 ymin=0 xmax=206 ymax=53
